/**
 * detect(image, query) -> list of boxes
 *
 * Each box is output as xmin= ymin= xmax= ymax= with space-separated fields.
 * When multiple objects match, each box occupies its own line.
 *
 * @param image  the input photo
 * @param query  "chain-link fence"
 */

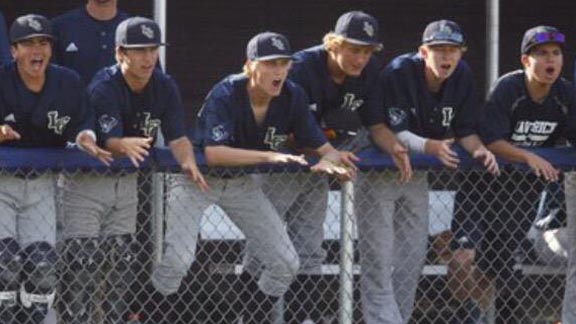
xmin=0 ymin=147 xmax=572 ymax=324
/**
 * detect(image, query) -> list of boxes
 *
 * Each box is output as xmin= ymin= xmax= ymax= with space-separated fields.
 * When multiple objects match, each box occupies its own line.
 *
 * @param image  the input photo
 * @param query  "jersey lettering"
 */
xmin=511 ymin=120 xmax=558 ymax=146
xmin=264 ymin=127 xmax=288 ymax=151
xmin=140 ymin=112 xmax=161 ymax=137
xmin=441 ymin=107 xmax=454 ymax=127
xmin=340 ymin=93 xmax=364 ymax=112
xmin=47 ymin=111 xmax=71 ymax=135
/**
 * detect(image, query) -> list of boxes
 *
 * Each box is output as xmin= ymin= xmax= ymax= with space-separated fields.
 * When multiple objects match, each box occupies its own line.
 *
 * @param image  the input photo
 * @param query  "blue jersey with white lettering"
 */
xmin=480 ymin=70 xmax=576 ymax=147
xmin=288 ymin=45 xmax=385 ymax=133
xmin=0 ymin=11 xmax=10 ymax=65
xmin=195 ymin=74 xmax=327 ymax=152
xmin=88 ymin=65 xmax=185 ymax=145
xmin=0 ymin=62 xmax=92 ymax=148
xmin=380 ymin=52 xmax=479 ymax=139
xmin=52 ymin=7 xmax=129 ymax=83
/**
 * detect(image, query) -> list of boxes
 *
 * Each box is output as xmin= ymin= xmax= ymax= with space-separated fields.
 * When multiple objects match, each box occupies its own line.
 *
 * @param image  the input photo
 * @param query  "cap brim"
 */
xmin=523 ymin=41 xmax=564 ymax=54
xmin=253 ymin=54 xmax=293 ymax=61
xmin=342 ymin=37 xmax=383 ymax=50
xmin=12 ymin=33 xmax=54 ymax=43
xmin=423 ymin=40 xmax=464 ymax=47
xmin=120 ymin=43 xmax=168 ymax=48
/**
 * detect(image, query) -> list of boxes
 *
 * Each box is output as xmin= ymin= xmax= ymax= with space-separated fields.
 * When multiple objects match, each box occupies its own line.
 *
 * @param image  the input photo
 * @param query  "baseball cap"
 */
xmin=246 ymin=32 xmax=292 ymax=61
xmin=422 ymin=20 xmax=465 ymax=47
xmin=115 ymin=17 xmax=166 ymax=48
xmin=334 ymin=11 xmax=381 ymax=47
xmin=10 ymin=14 xmax=53 ymax=44
xmin=521 ymin=26 xmax=565 ymax=54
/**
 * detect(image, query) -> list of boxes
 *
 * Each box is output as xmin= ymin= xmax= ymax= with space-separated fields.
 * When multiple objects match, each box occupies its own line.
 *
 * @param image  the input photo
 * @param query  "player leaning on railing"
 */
xmin=0 ymin=14 xmax=111 ymax=324
xmin=57 ymin=17 xmax=206 ymax=324
xmin=150 ymin=31 xmax=355 ymax=324
xmin=451 ymin=25 xmax=576 ymax=323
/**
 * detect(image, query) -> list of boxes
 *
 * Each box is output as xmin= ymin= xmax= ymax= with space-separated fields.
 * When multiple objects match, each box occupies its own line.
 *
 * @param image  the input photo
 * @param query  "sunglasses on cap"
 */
xmin=423 ymin=31 xmax=464 ymax=44
xmin=531 ymin=31 xmax=565 ymax=45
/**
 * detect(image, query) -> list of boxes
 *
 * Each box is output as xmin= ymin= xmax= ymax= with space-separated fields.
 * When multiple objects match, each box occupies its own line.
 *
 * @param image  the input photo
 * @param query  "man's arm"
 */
xmin=458 ymin=134 xmax=499 ymax=175
xmin=370 ymin=123 xmax=412 ymax=182
xmin=204 ymin=145 xmax=307 ymax=167
xmin=487 ymin=139 xmax=558 ymax=181
xmin=168 ymin=136 xmax=208 ymax=191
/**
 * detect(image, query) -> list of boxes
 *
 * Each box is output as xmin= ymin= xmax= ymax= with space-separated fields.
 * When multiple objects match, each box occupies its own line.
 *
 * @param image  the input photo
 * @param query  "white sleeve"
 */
xmin=396 ymin=130 xmax=427 ymax=154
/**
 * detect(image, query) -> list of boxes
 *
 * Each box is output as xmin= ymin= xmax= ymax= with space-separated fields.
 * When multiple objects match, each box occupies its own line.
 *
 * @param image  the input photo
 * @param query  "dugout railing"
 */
xmin=0 ymin=146 xmax=573 ymax=324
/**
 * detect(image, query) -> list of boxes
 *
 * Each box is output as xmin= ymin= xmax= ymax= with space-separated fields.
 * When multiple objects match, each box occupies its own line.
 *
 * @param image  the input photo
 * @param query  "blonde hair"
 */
xmin=322 ymin=33 xmax=346 ymax=52
xmin=243 ymin=60 xmax=255 ymax=77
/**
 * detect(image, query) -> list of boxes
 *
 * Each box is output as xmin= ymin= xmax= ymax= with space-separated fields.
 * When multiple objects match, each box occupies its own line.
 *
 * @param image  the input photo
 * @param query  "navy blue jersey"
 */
xmin=52 ymin=8 xmax=129 ymax=83
xmin=0 ymin=62 xmax=92 ymax=148
xmin=88 ymin=65 xmax=186 ymax=145
xmin=195 ymin=74 xmax=327 ymax=151
xmin=0 ymin=11 xmax=10 ymax=65
xmin=480 ymin=70 xmax=576 ymax=147
xmin=288 ymin=45 xmax=385 ymax=133
xmin=381 ymin=52 xmax=479 ymax=139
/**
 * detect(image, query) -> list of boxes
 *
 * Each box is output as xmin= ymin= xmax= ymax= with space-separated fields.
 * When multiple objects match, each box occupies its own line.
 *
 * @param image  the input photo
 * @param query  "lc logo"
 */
xmin=264 ymin=127 xmax=288 ymax=151
xmin=47 ymin=111 xmax=71 ymax=135
xmin=140 ymin=112 xmax=161 ymax=137
xmin=341 ymin=93 xmax=364 ymax=112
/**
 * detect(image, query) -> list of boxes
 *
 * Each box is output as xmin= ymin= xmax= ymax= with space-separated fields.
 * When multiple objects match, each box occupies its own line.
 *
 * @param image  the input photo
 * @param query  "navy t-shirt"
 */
xmin=52 ymin=7 xmax=129 ymax=83
xmin=288 ymin=45 xmax=385 ymax=133
xmin=0 ymin=62 xmax=92 ymax=148
xmin=380 ymin=52 xmax=479 ymax=140
xmin=195 ymin=74 xmax=327 ymax=152
xmin=480 ymin=70 xmax=576 ymax=147
xmin=88 ymin=65 xmax=186 ymax=145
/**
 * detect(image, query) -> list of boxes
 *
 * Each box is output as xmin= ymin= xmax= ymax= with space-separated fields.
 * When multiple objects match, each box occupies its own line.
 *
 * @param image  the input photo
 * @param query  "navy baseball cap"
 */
xmin=521 ymin=26 xmax=565 ymax=54
xmin=422 ymin=20 xmax=465 ymax=47
xmin=246 ymin=32 xmax=292 ymax=61
xmin=10 ymin=14 xmax=53 ymax=44
xmin=334 ymin=11 xmax=381 ymax=47
xmin=116 ymin=17 xmax=166 ymax=48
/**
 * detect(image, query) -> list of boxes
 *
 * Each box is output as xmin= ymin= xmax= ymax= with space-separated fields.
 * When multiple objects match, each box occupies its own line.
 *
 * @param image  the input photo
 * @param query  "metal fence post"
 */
xmin=339 ymin=181 xmax=355 ymax=324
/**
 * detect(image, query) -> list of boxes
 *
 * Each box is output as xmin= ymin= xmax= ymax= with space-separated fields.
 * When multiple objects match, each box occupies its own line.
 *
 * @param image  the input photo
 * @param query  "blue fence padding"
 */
xmin=0 ymin=146 xmax=575 ymax=172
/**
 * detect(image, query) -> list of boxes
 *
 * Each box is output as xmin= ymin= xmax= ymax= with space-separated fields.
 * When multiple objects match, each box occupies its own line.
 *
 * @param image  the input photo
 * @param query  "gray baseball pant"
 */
xmin=562 ymin=171 xmax=576 ymax=324
xmin=152 ymin=174 xmax=300 ymax=297
xmin=244 ymin=172 xmax=328 ymax=275
xmin=0 ymin=174 xmax=56 ymax=246
xmin=356 ymin=171 xmax=429 ymax=324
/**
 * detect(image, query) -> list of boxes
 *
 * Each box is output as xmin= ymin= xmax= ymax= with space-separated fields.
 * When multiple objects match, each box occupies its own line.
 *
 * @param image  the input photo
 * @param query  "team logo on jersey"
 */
xmin=388 ymin=107 xmax=407 ymax=126
xmin=211 ymin=125 xmax=228 ymax=142
xmin=264 ymin=127 xmax=288 ymax=151
xmin=308 ymin=103 xmax=318 ymax=112
xmin=441 ymin=107 xmax=454 ymax=127
xmin=363 ymin=21 xmax=374 ymax=37
xmin=341 ymin=93 xmax=364 ymax=112
xmin=140 ymin=112 xmax=161 ymax=137
xmin=47 ymin=111 xmax=71 ymax=135
xmin=271 ymin=37 xmax=286 ymax=51
xmin=98 ymin=114 xmax=118 ymax=134
xmin=512 ymin=120 xmax=558 ymax=146
xmin=27 ymin=18 xmax=42 ymax=32
xmin=141 ymin=25 xmax=154 ymax=39
xmin=65 ymin=42 xmax=79 ymax=52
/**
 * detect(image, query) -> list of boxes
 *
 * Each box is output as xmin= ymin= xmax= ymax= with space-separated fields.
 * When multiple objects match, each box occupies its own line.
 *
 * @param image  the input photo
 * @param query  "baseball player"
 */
xmin=0 ymin=10 xmax=10 ymax=65
xmin=58 ymin=17 xmax=206 ymax=324
xmin=469 ymin=26 xmax=576 ymax=323
xmin=151 ymin=31 xmax=354 ymax=323
xmin=242 ymin=11 xmax=411 ymax=323
xmin=360 ymin=20 xmax=499 ymax=324
xmin=0 ymin=14 xmax=110 ymax=324
xmin=52 ymin=0 xmax=129 ymax=83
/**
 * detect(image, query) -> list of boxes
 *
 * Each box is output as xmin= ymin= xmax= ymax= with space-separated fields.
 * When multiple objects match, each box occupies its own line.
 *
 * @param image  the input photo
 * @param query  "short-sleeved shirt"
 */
xmin=0 ymin=62 xmax=92 ymax=147
xmin=88 ymin=65 xmax=185 ymax=145
xmin=0 ymin=11 xmax=10 ymax=65
xmin=52 ymin=7 xmax=129 ymax=83
xmin=480 ymin=70 xmax=576 ymax=147
xmin=380 ymin=52 xmax=479 ymax=140
xmin=195 ymin=74 xmax=327 ymax=152
xmin=288 ymin=45 xmax=385 ymax=133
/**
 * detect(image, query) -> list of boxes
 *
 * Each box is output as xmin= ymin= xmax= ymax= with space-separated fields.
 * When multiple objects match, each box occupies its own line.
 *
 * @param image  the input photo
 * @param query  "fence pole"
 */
xmin=339 ymin=181 xmax=355 ymax=324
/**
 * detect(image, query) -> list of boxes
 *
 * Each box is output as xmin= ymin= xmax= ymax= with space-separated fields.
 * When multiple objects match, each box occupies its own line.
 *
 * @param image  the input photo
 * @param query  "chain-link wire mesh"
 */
xmin=0 ymin=153 xmax=571 ymax=324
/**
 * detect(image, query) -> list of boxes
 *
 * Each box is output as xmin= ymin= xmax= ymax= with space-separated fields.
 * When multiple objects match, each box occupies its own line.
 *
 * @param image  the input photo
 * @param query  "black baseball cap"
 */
xmin=521 ymin=26 xmax=565 ymax=54
xmin=10 ymin=14 xmax=53 ymax=44
xmin=422 ymin=20 xmax=465 ymax=47
xmin=334 ymin=11 xmax=382 ymax=47
xmin=115 ymin=17 xmax=166 ymax=48
xmin=246 ymin=32 xmax=292 ymax=61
